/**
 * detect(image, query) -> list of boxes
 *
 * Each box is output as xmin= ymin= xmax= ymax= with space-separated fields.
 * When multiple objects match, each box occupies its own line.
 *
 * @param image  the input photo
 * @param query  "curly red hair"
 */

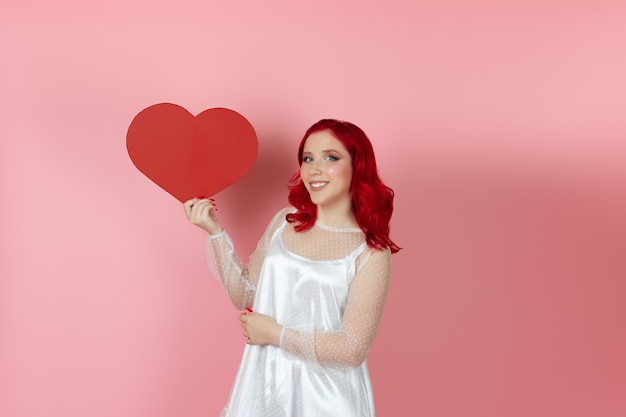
xmin=286 ymin=119 xmax=401 ymax=253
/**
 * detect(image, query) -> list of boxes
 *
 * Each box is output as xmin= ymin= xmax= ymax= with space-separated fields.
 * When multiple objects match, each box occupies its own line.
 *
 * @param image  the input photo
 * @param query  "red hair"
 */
xmin=286 ymin=119 xmax=401 ymax=254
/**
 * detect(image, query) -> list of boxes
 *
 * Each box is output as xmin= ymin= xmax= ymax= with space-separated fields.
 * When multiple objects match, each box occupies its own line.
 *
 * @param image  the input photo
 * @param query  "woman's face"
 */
xmin=300 ymin=130 xmax=353 ymax=210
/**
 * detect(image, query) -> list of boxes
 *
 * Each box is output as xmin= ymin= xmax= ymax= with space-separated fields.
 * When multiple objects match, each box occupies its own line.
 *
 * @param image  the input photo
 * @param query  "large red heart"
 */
xmin=126 ymin=103 xmax=258 ymax=202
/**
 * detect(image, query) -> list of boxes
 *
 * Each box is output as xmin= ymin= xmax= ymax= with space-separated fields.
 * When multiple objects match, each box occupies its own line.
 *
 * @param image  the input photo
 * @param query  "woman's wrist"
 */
xmin=277 ymin=326 xmax=286 ymax=348
xmin=206 ymin=226 xmax=225 ymax=237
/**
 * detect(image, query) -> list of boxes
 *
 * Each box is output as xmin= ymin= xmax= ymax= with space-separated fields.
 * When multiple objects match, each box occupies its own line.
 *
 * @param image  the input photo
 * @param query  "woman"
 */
xmin=184 ymin=119 xmax=400 ymax=417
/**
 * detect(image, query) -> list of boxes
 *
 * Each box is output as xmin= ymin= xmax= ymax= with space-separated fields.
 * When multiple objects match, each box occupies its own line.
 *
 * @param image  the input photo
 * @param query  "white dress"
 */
xmin=206 ymin=208 xmax=391 ymax=417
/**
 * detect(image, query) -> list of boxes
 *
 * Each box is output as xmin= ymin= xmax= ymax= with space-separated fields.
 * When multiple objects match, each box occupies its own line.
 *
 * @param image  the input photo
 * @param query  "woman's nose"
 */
xmin=308 ymin=160 xmax=322 ymax=174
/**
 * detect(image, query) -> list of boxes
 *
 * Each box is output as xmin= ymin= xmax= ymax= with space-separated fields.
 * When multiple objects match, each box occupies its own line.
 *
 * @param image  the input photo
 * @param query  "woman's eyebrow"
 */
xmin=302 ymin=149 xmax=342 ymax=154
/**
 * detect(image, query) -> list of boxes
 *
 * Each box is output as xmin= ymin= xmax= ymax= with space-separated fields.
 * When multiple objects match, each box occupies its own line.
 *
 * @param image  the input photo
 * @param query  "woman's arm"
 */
xmin=205 ymin=231 xmax=257 ymax=310
xmin=242 ymin=247 xmax=392 ymax=367
xmin=185 ymin=199 xmax=289 ymax=310
xmin=280 ymin=247 xmax=391 ymax=367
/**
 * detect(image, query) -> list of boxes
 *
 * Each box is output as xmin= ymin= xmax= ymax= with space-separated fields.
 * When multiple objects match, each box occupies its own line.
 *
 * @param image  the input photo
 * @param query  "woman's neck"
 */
xmin=315 ymin=204 xmax=358 ymax=229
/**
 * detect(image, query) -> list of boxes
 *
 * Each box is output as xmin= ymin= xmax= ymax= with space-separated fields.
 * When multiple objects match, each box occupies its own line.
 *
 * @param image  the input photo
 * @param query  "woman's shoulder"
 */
xmin=264 ymin=207 xmax=294 ymax=232
xmin=271 ymin=206 xmax=295 ymax=222
xmin=357 ymin=245 xmax=392 ymax=272
xmin=279 ymin=206 xmax=296 ymax=215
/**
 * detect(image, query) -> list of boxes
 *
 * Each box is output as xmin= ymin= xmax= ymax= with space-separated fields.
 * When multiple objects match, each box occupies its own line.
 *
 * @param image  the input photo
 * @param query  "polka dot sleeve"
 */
xmin=279 ymin=247 xmax=392 ymax=368
xmin=205 ymin=208 xmax=289 ymax=310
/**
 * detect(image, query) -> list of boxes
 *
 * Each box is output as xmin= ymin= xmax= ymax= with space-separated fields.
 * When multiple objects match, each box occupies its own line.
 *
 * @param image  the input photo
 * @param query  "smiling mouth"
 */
xmin=309 ymin=181 xmax=329 ymax=191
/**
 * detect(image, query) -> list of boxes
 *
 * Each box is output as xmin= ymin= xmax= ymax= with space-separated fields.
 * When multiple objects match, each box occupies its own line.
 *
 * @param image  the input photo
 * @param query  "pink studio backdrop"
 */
xmin=1 ymin=1 xmax=625 ymax=417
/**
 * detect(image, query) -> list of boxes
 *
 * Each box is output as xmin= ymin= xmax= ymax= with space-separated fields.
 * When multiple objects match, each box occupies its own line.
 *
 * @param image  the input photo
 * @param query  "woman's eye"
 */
xmin=302 ymin=156 xmax=313 ymax=163
xmin=326 ymin=155 xmax=339 ymax=161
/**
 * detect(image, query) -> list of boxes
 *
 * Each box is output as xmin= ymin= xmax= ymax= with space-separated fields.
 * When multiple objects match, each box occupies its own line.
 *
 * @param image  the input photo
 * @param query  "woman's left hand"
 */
xmin=239 ymin=311 xmax=282 ymax=346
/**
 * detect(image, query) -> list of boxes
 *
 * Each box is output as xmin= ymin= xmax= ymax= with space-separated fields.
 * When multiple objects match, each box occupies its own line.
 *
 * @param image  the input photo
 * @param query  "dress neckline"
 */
xmin=314 ymin=221 xmax=362 ymax=233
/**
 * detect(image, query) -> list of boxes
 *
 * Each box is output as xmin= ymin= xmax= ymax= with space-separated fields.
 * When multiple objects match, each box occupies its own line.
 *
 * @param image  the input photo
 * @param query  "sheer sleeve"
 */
xmin=206 ymin=208 xmax=290 ymax=310
xmin=279 ymin=247 xmax=392 ymax=368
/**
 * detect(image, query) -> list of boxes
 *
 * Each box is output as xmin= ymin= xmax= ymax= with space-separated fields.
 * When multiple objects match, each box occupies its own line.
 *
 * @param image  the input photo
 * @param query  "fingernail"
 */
xmin=197 ymin=195 xmax=205 ymax=199
xmin=246 ymin=308 xmax=253 ymax=313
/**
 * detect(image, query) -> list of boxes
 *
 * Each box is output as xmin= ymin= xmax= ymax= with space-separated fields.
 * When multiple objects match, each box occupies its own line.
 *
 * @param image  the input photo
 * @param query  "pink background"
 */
xmin=2 ymin=1 xmax=625 ymax=416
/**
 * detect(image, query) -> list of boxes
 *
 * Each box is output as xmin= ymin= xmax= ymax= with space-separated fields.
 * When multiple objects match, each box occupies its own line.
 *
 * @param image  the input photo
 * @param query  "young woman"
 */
xmin=184 ymin=119 xmax=400 ymax=417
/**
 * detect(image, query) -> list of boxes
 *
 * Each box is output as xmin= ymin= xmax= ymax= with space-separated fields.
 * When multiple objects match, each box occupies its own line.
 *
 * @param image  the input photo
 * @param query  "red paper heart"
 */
xmin=126 ymin=103 xmax=258 ymax=202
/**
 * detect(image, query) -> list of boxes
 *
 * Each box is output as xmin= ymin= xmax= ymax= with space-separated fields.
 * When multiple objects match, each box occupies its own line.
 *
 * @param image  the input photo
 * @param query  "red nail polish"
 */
xmin=197 ymin=195 xmax=205 ymax=199
xmin=246 ymin=308 xmax=253 ymax=313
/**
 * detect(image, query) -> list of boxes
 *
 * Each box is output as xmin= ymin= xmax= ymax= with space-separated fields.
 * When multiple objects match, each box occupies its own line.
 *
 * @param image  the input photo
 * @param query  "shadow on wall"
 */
xmin=213 ymin=127 xmax=298 ymax=257
xmin=369 ymin=140 xmax=626 ymax=417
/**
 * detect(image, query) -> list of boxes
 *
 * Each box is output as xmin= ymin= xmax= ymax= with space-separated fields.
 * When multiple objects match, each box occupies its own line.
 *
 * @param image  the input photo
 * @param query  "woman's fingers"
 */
xmin=186 ymin=198 xmax=217 ymax=223
xmin=239 ymin=313 xmax=253 ymax=343
xmin=190 ymin=201 xmax=207 ymax=221
xmin=183 ymin=197 xmax=224 ymax=234
xmin=182 ymin=198 xmax=197 ymax=218
xmin=192 ymin=199 xmax=216 ymax=215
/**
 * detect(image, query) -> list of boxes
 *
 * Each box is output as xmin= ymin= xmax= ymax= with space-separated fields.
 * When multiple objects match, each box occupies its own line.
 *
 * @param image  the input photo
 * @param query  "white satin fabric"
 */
xmin=220 ymin=220 xmax=375 ymax=417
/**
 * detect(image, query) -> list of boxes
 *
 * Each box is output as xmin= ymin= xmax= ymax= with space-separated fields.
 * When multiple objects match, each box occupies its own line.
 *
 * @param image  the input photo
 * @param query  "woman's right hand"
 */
xmin=183 ymin=196 xmax=224 ymax=235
